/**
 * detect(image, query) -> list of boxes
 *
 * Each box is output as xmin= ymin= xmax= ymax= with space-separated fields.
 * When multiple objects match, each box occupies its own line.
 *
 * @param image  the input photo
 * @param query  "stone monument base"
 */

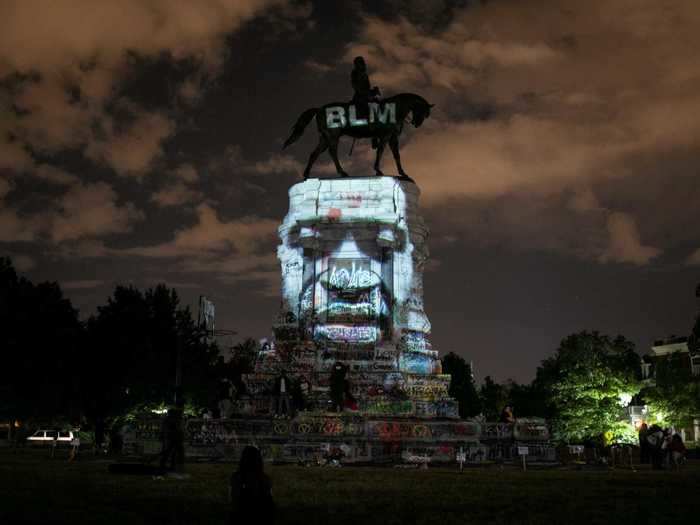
xmin=121 ymin=414 xmax=555 ymax=465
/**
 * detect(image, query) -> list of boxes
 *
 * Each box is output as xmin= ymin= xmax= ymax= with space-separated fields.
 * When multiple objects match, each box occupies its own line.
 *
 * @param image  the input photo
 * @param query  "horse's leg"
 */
xmin=374 ymin=138 xmax=387 ymax=176
xmin=303 ymin=136 xmax=328 ymax=179
xmin=327 ymin=135 xmax=348 ymax=177
xmin=389 ymin=134 xmax=410 ymax=179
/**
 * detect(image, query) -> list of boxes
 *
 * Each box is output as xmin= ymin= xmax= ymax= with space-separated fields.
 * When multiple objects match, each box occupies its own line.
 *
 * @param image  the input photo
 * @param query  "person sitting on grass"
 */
xmin=229 ymin=446 xmax=275 ymax=524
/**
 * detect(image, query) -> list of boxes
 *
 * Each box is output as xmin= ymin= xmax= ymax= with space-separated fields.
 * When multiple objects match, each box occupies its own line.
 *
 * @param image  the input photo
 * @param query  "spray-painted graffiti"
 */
xmin=363 ymin=399 xmax=414 ymax=416
xmin=328 ymin=260 xmax=376 ymax=290
xmin=514 ymin=419 xmax=550 ymax=440
xmin=315 ymin=324 xmax=378 ymax=343
xmin=399 ymin=352 xmax=434 ymax=374
xmin=482 ymin=423 xmax=514 ymax=440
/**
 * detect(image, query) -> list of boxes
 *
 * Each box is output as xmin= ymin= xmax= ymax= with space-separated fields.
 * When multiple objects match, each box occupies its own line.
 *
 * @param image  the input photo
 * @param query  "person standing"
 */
xmin=500 ymin=406 xmax=515 ymax=424
xmin=273 ymin=371 xmax=291 ymax=417
xmin=68 ymin=433 xmax=80 ymax=462
xmin=159 ymin=408 xmax=179 ymax=471
xmin=638 ymin=423 xmax=649 ymax=464
xmin=330 ymin=362 xmax=348 ymax=412
xmin=229 ymin=446 xmax=274 ymax=524
xmin=647 ymin=424 xmax=665 ymax=470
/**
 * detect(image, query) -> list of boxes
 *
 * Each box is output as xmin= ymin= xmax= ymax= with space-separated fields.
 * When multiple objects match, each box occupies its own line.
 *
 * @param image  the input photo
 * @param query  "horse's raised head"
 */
xmin=411 ymin=101 xmax=434 ymax=128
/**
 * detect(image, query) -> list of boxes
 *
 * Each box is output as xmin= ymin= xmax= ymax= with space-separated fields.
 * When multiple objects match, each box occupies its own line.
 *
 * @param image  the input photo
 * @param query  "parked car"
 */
xmin=26 ymin=429 xmax=78 ymax=446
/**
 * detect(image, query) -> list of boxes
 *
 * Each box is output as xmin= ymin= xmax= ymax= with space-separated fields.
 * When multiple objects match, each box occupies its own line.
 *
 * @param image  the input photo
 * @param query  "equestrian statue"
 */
xmin=283 ymin=56 xmax=433 ymax=180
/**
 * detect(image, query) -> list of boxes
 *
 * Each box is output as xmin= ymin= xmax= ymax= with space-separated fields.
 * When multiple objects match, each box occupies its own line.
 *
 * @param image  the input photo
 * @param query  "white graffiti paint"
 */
xmin=329 ymin=261 xmax=375 ymax=289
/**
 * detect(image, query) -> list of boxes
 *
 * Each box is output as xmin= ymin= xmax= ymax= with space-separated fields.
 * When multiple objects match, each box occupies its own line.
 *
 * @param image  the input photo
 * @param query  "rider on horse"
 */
xmin=351 ymin=56 xmax=381 ymax=149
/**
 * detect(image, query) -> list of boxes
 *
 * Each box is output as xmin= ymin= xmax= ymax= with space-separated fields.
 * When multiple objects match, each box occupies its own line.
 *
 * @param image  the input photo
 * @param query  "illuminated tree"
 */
xmin=642 ymin=353 xmax=700 ymax=427
xmin=541 ymin=331 xmax=641 ymax=442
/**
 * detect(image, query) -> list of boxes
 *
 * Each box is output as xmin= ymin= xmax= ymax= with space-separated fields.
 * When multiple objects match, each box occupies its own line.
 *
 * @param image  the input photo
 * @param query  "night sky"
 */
xmin=2 ymin=0 xmax=698 ymax=383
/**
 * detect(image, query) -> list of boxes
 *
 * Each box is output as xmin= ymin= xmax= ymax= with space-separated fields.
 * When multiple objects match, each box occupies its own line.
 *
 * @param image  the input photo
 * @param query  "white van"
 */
xmin=26 ymin=429 xmax=78 ymax=446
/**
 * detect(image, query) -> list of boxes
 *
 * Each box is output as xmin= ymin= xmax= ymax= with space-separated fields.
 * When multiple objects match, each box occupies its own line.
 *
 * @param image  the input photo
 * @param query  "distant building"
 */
xmin=641 ymin=336 xmax=700 ymax=380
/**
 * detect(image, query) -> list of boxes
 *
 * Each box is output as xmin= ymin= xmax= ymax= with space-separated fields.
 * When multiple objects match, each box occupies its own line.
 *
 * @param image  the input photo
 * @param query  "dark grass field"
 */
xmin=2 ymin=449 xmax=699 ymax=525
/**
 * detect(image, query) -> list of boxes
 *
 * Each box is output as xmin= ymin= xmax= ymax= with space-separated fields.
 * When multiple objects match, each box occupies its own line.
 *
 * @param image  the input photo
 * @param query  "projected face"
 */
xmin=309 ymin=256 xmax=390 ymax=344
xmin=278 ymin=177 xmax=437 ymax=372
xmin=325 ymin=258 xmax=378 ymax=322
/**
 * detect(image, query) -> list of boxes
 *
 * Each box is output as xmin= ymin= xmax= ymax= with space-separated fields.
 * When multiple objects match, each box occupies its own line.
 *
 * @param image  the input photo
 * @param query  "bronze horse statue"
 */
xmin=283 ymin=93 xmax=433 ymax=180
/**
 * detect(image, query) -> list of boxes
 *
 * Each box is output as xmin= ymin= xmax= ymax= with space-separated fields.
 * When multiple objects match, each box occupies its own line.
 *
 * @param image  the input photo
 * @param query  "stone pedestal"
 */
xmin=247 ymin=176 xmax=457 ymax=419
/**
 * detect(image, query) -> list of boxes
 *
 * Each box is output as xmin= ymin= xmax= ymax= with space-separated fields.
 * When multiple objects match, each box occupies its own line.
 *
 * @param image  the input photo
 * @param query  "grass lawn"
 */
xmin=2 ymin=449 xmax=699 ymax=525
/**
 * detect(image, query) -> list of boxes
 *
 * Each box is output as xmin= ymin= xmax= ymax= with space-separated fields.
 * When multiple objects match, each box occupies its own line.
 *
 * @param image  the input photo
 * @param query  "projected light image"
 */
xmin=276 ymin=177 xmax=439 ymax=375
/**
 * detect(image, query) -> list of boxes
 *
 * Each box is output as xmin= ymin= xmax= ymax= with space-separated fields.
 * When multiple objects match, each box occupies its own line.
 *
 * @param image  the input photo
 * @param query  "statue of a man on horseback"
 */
xmin=283 ymin=56 xmax=433 ymax=180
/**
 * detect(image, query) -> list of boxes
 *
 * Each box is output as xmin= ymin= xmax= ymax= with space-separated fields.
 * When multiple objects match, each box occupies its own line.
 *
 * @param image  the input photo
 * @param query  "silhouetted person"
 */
xmin=351 ymin=56 xmax=381 ymax=148
xmin=647 ymin=424 xmax=664 ymax=470
xmin=638 ymin=423 xmax=649 ymax=464
xmin=669 ymin=433 xmax=687 ymax=469
xmin=330 ymin=362 xmax=348 ymax=412
xmin=159 ymin=408 xmax=183 ymax=471
xmin=500 ymin=405 xmax=515 ymax=424
xmin=272 ymin=371 xmax=291 ymax=417
xmin=351 ymin=56 xmax=380 ymax=106
xmin=229 ymin=446 xmax=274 ymax=524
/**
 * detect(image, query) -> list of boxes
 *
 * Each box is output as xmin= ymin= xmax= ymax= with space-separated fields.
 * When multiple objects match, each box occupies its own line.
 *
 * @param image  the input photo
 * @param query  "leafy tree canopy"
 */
xmin=538 ymin=331 xmax=641 ymax=442
xmin=642 ymin=352 xmax=700 ymax=428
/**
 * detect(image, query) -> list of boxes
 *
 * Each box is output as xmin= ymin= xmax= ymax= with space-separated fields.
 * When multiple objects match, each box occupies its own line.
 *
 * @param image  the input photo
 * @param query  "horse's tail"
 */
xmin=283 ymin=108 xmax=318 ymax=149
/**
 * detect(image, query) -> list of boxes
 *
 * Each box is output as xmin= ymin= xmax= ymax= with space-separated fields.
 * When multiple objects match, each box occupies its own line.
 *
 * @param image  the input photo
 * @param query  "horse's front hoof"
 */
xmin=339 ymin=171 xmax=349 ymax=177
xmin=375 ymin=169 xmax=384 ymax=177
xmin=398 ymin=173 xmax=413 ymax=182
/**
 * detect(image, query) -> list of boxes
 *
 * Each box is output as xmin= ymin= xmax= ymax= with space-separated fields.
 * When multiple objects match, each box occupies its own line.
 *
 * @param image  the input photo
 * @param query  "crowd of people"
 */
xmin=638 ymin=423 xmax=687 ymax=470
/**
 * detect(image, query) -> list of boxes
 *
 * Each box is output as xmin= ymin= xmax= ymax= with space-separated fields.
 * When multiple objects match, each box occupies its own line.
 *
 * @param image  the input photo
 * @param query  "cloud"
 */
xmin=685 ymin=248 xmax=700 ymax=266
xmin=174 ymin=164 xmax=199 ymax=183
xmin=61 ymin=279 xmax=104 ymax=290
xmin=151 ymin=182 xmax=203 ymax=207
xmin=0 ymin=209 xmax=41 ymax=242
xmin=0 ymin=0 xmax=304 ymax=177
xmin=600 ymin=212 xmax=661 ymax=265
xmin=340 ymin=0 xmax=700 ymax=265
xmin=304 ymin=60 xmax=333 ymax=73
xmin=121 ymin=203 xmax=277 ymax=258
xmin=34 ymin=165 xmax=80 ymax=186
xmin=85 ymin=109 xmax=176 ymax=178
xmin=49 ymin=182 xmax=144 ymax=243
xmin=0 ymin=177 xmax=13 ymax=200
xmin=248 ymin=154 xmax=305 ymax=175
xmin=9 ymin=254 xmax=36 ymax=272
xmin=114 ymin=202 xmax=279 ymax=292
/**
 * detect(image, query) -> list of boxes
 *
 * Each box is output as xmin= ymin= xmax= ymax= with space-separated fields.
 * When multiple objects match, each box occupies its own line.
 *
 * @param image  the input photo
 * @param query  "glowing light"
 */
xmin=617 ymin=393 xmax=632 ymax=407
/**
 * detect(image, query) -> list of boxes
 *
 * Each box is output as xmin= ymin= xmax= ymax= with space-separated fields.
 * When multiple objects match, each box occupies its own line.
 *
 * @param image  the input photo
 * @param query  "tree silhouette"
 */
xmin=442 ymin=352 xmax=481 ymax=418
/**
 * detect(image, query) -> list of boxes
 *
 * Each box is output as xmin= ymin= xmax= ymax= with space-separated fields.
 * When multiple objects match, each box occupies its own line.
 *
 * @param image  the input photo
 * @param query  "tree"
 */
xmin=85 ymin=284 xmax=220 ymax=423
xmin=479 ymin=376 xmax=508 ymax=420
xmin=506 ymin=381 xmax=549 ymax=419
xmin=642 ymin=352 xmax=700 ymax=428
xmin=539 ymin=331 xmax=640 ymax=442
xmin=0 ymin=257 xmax=84 ymax=433
xmin=441 ymin=352 xmax=480 ymax=418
